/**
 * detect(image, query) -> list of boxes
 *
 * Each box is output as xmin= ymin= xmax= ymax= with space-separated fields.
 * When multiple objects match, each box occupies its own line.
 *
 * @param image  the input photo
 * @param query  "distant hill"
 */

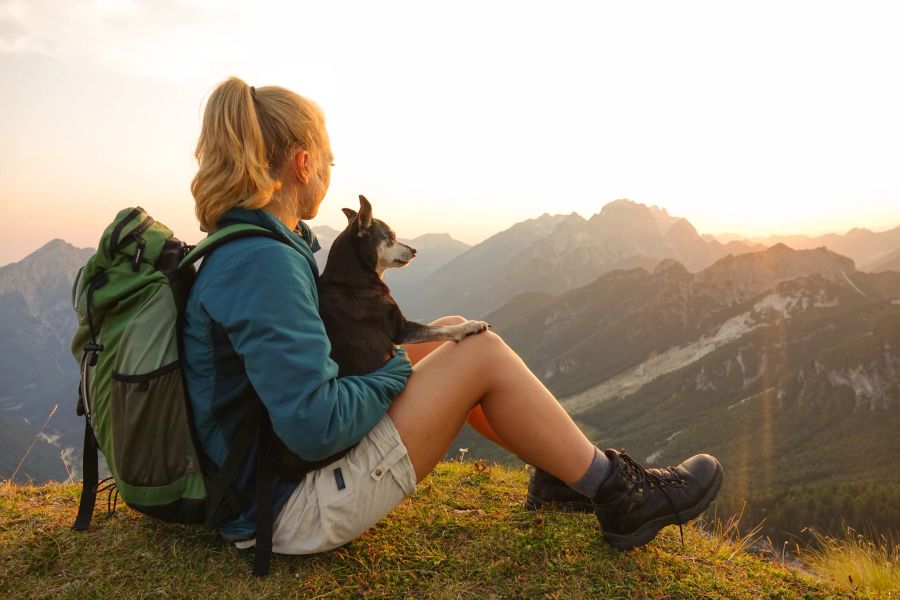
xmin=401 ymin=200 xmax=763 ymax=321
xmin=309 ymin=224 xmax=341 ymax=272
xmin=0 ymin=239 xmax=93 ymax=482
xmin=737 ymin=225 xmax=900 ymax=272
xmin=870 ymin=247 xmax=900 ymax=273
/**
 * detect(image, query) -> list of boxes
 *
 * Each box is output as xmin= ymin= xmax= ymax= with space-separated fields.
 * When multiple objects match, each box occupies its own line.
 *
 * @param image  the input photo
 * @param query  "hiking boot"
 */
xmin=593 ymin=449 xmax=723 ymax=551
xmin=524 ymin=467 xmax=594 ymax=513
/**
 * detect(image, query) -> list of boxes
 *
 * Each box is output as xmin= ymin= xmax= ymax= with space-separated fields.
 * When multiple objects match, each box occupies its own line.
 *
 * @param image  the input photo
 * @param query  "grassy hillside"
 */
xmin=0 ymin=462 xmax=877 ymax=599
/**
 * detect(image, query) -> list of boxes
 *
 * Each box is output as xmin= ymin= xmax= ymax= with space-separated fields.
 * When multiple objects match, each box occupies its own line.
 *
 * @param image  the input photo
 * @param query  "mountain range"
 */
xmin=392 ymin=200 xmax=770 ymax=321
xmin=746 ymin=226 xmax=900 ymax=271
xmin=3 ymin=201 xmax=899 ymax=545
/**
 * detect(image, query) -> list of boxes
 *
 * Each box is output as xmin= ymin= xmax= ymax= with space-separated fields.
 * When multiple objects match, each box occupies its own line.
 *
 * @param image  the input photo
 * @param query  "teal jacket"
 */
xmin=182 ymin=208 xmax=412 ymax=540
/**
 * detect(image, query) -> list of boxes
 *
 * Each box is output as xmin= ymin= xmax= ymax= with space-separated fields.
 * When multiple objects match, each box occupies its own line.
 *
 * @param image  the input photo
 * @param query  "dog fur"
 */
xmin=318 ymin=195 xmax=489 ymax=376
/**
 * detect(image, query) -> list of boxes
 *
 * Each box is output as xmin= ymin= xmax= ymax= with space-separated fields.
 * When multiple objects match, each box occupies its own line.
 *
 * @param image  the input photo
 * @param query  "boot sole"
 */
xmin=524 ymin=494 xmax=594 ymax=513
xmin=602 ymin=464 xmax=724 ymax=551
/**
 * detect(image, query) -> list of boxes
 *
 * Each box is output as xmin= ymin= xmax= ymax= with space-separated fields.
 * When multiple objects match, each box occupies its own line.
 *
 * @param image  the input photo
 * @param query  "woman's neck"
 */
xmin=263 ymin=192 xmax=300 ymax=232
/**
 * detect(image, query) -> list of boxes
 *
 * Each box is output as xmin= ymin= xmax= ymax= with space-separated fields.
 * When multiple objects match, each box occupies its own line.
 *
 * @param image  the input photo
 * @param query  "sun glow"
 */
xmin=1 ymin=1 xmax=899 ymax=265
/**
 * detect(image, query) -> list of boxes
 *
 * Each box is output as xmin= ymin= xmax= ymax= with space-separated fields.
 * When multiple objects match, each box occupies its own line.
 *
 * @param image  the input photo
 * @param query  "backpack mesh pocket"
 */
xmin=110 ymin=364 xmax=199 ymax=487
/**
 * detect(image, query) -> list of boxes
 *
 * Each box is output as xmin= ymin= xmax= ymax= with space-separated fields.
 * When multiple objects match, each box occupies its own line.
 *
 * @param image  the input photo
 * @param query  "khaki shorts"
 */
xmin=235 ymin=414 xmax=417 ymax=554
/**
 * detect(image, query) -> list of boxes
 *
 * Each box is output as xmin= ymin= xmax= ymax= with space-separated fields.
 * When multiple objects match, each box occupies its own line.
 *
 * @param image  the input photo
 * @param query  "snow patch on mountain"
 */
xmin=828 ymin=364 xmax=898 ymax=411
xmin=562 ymin=308 xmax=762 ymax=414
xmin=560 ymin=284 xmax=839 ymax=413
xmin=753 ymin=293 xmax=803 ymax=318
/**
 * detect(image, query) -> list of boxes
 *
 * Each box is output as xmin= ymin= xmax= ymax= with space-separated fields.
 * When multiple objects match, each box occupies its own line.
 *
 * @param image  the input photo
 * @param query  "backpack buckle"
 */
xmin=83 ymin=342 xmax=104 ymax=366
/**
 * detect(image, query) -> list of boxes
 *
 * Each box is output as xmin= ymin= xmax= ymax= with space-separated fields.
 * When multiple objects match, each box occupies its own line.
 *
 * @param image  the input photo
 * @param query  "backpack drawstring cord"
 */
xmin=97 ymin=477 xmax=120 ymax=516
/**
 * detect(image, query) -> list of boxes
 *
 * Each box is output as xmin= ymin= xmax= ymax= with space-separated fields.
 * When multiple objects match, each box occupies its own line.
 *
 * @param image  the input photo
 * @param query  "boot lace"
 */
xmin=617 ymin=451 xmax=686 ymax=547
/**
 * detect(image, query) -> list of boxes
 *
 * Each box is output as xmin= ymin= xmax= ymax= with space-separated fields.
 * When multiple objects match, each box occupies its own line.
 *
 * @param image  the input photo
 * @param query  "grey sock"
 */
xmin=568 ymin=447 xmax=612 ymax=498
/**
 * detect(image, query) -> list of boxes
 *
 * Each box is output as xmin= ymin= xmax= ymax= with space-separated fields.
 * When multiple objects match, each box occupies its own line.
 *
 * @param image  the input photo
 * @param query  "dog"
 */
xmin=276 ymin=194 xmax=490 ymax=481
xmin=318 ymin=194 xmax=490 ymax=376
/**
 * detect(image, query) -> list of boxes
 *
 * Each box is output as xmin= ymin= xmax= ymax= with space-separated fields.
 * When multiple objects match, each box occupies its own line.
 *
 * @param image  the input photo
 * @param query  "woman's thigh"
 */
xmin=388 ymin=330 xmax=504 ymax=482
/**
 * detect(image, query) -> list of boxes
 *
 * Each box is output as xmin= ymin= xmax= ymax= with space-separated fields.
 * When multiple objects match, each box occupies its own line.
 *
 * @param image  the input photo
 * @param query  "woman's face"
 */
xmin=303 ymin=130 xmax=333 ymax=220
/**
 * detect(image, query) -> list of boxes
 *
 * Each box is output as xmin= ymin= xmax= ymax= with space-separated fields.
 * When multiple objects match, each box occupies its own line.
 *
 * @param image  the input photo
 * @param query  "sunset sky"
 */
xmin=1 ymin=1 xmax=899 ymax=265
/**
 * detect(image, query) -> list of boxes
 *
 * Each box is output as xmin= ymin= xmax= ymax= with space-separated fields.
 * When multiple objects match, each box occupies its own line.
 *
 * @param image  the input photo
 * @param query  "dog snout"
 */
xmin=409 ymin=246 xmax=417 ymax=256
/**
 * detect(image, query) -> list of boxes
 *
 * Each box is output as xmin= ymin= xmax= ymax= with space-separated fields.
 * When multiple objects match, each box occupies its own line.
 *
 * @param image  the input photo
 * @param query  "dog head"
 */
xmin=341 ymin=195 xmax=416 ymax=275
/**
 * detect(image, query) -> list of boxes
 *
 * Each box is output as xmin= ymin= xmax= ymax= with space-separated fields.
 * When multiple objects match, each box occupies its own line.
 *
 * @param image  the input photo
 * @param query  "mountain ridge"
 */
xmin=399 ymin=199 xmax=766 ymax=320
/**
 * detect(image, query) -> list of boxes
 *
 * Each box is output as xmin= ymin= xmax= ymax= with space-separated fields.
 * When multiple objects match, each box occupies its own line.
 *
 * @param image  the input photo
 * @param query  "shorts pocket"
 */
xmin=371 ymin=443 xmax=416 ymax=497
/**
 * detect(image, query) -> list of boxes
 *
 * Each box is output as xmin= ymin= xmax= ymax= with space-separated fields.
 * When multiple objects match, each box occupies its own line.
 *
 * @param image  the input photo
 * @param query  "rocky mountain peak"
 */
xmin=0 ymin=240 xmax=94 ymax=324
xmin=588 ymin=200 xmax=665 ymax=245
xmin=664 ymin=218 xmax=701 ymax=251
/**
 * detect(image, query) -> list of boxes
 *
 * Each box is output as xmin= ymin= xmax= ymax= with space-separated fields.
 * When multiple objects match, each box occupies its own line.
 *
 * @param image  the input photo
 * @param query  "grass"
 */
xmin=802 ymin=528 xmax=900 ymax=595
xmin=0 ymin=461 xmax=874 ymax=599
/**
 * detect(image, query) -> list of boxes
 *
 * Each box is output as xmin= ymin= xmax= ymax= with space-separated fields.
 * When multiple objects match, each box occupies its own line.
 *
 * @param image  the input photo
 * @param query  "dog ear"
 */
xmin=357 ymin=195 xmax=373 ymax=237
xmin=342 ymin=208 xmax=357 ymax=223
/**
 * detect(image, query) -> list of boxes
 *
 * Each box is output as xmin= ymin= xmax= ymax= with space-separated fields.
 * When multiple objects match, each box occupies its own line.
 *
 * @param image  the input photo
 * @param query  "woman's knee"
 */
xmin=429 ymin=315 xmax=467 ymax=326
xmin=458 ymin=329 xmax=509 ymax=366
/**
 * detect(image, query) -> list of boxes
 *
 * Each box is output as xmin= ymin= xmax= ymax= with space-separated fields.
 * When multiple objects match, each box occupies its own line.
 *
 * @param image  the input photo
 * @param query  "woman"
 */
xmin=183 ymin=77 xmax=723 ymax=557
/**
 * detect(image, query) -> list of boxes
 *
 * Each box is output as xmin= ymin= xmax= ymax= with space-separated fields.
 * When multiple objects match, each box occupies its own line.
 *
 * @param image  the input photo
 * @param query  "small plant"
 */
xmin=456 ymin=448 xmax=469 ymax=462
xmin=701 ymin=502 xmax=765 ymax=560
xmin=471 ymin=459 xmax=490 ymax=474
xmin=803 ymin=526 xmax=900 ymax=595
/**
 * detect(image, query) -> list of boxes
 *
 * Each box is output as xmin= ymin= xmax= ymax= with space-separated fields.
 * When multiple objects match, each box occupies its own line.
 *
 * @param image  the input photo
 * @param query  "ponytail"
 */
xmin=191 ymin=76 xmax=326 ymax=232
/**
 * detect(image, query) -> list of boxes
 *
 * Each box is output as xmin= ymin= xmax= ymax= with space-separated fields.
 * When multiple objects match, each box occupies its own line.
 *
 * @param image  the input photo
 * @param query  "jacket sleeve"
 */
xmin=200 ymin=239 xmax=413 ymax=461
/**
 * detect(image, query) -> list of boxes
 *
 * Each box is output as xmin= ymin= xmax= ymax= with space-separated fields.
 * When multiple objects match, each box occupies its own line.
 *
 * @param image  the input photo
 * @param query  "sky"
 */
xmin=1 ymin=0 xmax=899 ymax=265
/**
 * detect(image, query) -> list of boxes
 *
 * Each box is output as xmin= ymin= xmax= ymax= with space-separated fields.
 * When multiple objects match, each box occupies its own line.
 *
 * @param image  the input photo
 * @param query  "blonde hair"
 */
xmin=191 ymin=76 xmax=326 ymax=232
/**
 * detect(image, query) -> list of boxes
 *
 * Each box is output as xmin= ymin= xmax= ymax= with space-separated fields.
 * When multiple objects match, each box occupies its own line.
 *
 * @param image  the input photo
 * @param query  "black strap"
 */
xmin=254 ymin=404 xmax=275 ymax=577
xmin=107 ymin=207 xmax=143 ymax=259
xmin=72 ymin=421 xmax=99 ymax=531
xmin=203 ymin=406 xmax=261 ymax=527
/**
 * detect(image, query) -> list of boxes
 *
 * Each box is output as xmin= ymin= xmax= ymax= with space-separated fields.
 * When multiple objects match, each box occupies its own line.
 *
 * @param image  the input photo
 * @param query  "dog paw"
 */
xmin=446 ymin=320 xmax=491 ymax=342
xmin=462 ymin=320 xmax=490 ymax=337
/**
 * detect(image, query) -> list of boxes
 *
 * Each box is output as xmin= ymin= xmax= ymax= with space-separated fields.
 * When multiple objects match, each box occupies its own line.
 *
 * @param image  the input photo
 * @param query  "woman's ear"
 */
xmin=293 ymin=149 xmax=312 ymax=184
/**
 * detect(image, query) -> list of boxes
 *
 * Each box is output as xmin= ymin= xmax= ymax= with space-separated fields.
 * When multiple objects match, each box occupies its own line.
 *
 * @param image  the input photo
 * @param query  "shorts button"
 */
xmin=374 ymin=468 xmax=383 ymax=477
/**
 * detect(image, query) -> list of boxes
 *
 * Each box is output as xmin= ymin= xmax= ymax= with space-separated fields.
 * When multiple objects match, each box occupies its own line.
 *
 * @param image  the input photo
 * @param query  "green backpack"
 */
xmin=71 ymin=206 xmax=284 ymax=576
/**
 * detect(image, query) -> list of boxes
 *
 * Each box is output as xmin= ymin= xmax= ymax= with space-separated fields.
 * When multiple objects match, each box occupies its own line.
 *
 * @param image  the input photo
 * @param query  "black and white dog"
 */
xmin=318 ymin=195 xmax=489 ymax=376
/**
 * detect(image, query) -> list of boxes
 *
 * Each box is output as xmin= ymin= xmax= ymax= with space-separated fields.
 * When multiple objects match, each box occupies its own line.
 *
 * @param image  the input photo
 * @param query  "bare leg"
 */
xmin=391 ymin=325 xmax=595 ymax=484
xmin=400 ymin=318 xmax=511 ymax=452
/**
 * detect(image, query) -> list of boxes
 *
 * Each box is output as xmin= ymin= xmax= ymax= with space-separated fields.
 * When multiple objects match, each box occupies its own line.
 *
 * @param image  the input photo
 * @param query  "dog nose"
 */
xmin=410 ymin=247 xmax=417 ymax=255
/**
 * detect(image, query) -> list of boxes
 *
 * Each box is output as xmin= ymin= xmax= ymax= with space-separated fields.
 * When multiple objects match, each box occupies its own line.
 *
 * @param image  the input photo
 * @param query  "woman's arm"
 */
xmin=199 ymin=238 xmax=412 ymax=461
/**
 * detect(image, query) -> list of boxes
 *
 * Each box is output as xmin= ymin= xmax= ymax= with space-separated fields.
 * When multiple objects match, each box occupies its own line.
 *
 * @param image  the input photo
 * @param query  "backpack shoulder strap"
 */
xmin=179 ymin=224 xmax=287 ymax=269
